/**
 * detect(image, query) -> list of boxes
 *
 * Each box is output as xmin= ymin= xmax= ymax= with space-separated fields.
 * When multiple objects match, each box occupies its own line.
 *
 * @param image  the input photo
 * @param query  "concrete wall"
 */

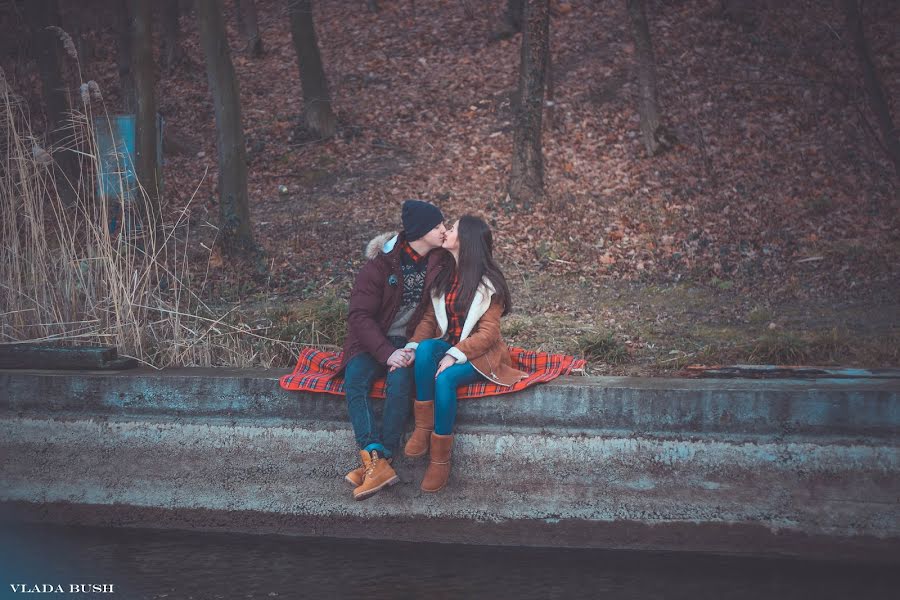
xmin=1 ymin=369 xmax=898 ymax=561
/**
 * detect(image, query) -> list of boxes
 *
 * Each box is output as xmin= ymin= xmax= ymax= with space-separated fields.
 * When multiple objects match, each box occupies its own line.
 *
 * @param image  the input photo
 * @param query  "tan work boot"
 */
xmin=421 ymin=433 xmax=454 ymax=493
xmin=404 ymin=400 xmax=434 ymax=458
xmin=352 ymin=450 xmax=399 ymax=500
xmin=345 ymin=454 xmax=392 ymax=487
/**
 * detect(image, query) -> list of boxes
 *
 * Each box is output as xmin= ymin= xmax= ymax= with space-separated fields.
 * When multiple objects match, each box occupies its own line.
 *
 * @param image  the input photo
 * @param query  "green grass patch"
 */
xmin=747 ymin=331 xmax=809 ymax=364
xmin=576 ymin=330 xmax=629 ymax=364
xmin=263 ymin=293 xmax=348 ymax=347
xmin=746 ymin=305 xmax=773 ymax=326
xmin=501 ymin=317 xmax=528 ymax=338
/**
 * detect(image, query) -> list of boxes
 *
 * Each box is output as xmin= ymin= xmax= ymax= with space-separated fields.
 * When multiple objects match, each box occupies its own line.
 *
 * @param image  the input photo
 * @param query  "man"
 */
xmin=340 ymin=200 xmax=447 ymax=500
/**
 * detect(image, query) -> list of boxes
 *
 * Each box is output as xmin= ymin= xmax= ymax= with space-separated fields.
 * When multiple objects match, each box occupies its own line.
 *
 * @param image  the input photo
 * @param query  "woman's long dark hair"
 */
xmin=431 ymin=215 xmax=512 ymax=316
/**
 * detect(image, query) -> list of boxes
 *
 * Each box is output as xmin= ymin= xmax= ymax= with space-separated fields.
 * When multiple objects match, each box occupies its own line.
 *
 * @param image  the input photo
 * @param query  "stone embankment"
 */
xmin=1 ymin=369 xmax=897 ymax=561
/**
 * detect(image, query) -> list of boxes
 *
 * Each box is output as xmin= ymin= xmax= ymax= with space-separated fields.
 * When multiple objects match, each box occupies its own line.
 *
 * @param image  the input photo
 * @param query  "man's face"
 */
xmin=418 ymin=222 xmax=447 ymax=249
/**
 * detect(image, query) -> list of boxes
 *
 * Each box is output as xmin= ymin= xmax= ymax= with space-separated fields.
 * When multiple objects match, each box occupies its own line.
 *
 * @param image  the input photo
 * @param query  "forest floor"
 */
xmin=2 ymin=0 xmax=898 ymax=374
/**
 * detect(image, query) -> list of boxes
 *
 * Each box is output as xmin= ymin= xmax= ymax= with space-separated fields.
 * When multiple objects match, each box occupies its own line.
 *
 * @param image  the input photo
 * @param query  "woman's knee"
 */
xmin=434 ymin=369 xmax=464 ymax=395
xmin=415 ymin=338 xmax=440 ymax=358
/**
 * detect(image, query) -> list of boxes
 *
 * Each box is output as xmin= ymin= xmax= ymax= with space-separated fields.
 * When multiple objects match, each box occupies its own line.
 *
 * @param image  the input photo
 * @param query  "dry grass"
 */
xmin=0 ymin=49 xmax=307 ymax=369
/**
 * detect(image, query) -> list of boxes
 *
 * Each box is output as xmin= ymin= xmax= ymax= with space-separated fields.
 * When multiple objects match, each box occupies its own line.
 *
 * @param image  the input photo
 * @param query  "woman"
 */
xmin=401 ymin=215 xmax=526 ymax=492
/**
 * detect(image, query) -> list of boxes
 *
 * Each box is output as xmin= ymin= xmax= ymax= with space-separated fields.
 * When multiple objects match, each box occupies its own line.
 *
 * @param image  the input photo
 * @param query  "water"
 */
xmin=1 ymin=522 xmax=896 ymax=599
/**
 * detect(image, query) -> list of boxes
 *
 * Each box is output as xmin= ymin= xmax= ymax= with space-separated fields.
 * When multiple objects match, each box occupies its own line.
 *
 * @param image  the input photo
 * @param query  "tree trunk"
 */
xmin=68 ymin=7 xmax=94 ymax=71
xmin=508 ymin=0 xmax=549 ymax=207
xmin=287 ymin=0 xmax=337 ymax=138
xmin=843 ymin=0 xmax=900 ymax=179
xmin=117 ymin=5 xmax=135 ymax=112
xmin=627 ymin=0 xmax=666 ymax=157
xmin=505 ymin=0 xmax=525 ymax=30
xmin=490 ymin=0 xmax=524 ymax=42
xmin=195 ymin=0 xmax=255 ymax=254
xmin=235 ymin=0 xmax=264 ymax=57
xmin=26 ymin=0 xmax=68 ymax=135
xmin=161 ymin=0 xmax=183 ymax=70
xmin=24 ymin=0 xmax=77 ymax=206
xmin=128 ymin=0 xmax=161 ymax=231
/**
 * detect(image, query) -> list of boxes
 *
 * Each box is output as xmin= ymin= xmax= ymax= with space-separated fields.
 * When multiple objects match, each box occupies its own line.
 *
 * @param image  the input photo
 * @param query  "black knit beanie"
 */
xmin=401 ymin=200 xmax=444 ymax=241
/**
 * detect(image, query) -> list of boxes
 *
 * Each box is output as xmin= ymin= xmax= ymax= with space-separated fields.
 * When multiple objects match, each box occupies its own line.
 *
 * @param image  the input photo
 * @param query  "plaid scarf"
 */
xmin=445 ymin=274 xmax=464 ymax=345
xmin=400 ymin=239 xmax=426 ymax=265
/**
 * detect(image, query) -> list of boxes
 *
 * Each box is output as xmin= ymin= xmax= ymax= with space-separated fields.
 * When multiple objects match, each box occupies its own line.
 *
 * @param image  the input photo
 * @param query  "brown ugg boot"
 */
xmin=352 ymin=450 xmax=399 ymax=500
xmin=421 ymin=432 xmax=453 ymax=493
xmin=404 ymin=400 xmax=434 ymax=458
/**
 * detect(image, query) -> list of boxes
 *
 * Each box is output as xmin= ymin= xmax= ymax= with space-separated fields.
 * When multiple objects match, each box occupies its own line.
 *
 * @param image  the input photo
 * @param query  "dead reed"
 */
xmin=0 ymin=44 xmax=309 ymax=369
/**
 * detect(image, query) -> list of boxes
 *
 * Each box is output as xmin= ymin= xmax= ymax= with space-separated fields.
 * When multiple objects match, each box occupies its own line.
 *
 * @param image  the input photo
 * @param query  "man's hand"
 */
xmin=435 ymin=355 xmax=456 ymax=377
xmin=387 ymin=348 xmax=414 ymax=371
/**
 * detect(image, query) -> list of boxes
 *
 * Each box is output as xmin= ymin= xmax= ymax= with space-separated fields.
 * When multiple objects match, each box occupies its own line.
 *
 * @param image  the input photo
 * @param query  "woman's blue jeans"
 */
xmin=344 ymin=336 xmax=412 ymax=457
xmin=414 ymin=338 xmax=484 ymax=435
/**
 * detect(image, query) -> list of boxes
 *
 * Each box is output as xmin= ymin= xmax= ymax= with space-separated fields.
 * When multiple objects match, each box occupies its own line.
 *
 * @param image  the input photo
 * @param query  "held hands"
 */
xmin=387 ymin=349 xmax=456 ymax=375
xmin=387 ymin=348 xmax=415 ymax=372
xmin=435 ymin=355 xmax=457 ymax=378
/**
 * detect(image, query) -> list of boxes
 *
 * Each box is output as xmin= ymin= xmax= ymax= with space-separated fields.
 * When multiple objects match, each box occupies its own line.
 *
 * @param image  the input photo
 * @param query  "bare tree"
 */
xmin=68 ymin=6 xmax=95 ymax=71
xmin=490 ymin=0 xmax=524 ymax=42
xmin=287 ymin=0 xmax=337 ymax=138
xmin=127 ymin=0 xmax=161 ymax=230
xmin=508 ymin=0 xmax=550 ymax=207
xmin=842 ymin=0 xmax=899 ymax=179
xmin=235 ymin=0 xmax=264 ymax=57
xmin=196 ymin=0 xmax=255 ymax=254
xmin=117 ymin=5 xmax=136 ymax=112
xmin=161 ymin=0 xmax=184 ymax=70
xmin=627 ymin=0 xmax=671 ymax=157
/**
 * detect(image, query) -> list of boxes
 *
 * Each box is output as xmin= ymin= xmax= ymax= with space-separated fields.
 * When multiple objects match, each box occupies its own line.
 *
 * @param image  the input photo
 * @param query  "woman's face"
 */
xmin=442 ymin=219 xmax=460 ymax=252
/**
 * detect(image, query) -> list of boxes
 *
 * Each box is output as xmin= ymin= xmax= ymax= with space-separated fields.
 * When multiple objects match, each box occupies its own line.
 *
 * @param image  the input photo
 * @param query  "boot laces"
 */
xmin=365 ymin=451 xmax=381 ymax=476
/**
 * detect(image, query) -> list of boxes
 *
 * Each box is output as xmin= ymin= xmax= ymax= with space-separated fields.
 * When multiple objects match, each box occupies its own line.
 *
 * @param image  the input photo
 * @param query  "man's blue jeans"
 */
xmin=414 ymin=338 xmax=485 ymax=435
xmin=344 ymin=336 xmax=412 ymax=457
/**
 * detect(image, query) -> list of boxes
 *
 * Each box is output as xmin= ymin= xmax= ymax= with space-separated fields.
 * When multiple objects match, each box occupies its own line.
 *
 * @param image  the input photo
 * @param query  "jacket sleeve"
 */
xmin=446 ymin=297 xmax=503 ymax=364
xmin=347 ymin=262 xmax=396 ymax=364
xmin=405 ymin=301 xmax=439 ymax=349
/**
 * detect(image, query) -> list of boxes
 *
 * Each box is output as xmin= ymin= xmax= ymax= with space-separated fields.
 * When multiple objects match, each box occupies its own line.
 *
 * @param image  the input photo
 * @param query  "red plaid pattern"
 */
xmin=400 ymin=239 xmax=426 ymax=265
xmin=280 ymin=347 xmax=586 ymax=399
xmin=445 ymin=274 xmax=463 ymax=345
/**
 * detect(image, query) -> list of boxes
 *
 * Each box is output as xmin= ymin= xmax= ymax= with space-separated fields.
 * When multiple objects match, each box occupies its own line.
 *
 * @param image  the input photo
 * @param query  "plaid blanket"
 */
xmin=280 ymin=347 xmax=585 ymax=399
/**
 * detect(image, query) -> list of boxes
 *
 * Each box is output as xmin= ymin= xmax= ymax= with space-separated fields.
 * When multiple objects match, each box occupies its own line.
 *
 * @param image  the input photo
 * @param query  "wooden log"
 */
xmin=681 ymin=364 xmax=900 ymax=379
xmin=0 ymin=345 xmax=138 ymax=370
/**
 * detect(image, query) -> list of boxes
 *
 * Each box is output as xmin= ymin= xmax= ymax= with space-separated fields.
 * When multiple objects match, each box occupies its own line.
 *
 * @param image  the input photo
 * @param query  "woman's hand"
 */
xmin=435 ymin=355 xmax=457 ymax=377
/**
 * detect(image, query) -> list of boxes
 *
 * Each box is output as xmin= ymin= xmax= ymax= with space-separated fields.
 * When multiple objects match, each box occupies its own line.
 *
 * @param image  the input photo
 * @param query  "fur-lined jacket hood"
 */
xmin=365 ymin=232 xmax=399 ymax=260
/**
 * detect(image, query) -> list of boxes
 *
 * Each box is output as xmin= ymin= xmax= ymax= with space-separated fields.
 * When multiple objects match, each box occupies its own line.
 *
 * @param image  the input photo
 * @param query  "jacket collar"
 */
xmin=364 ymin=231 xmax=400 ymax=260
xmin=431 ymin=277 xmax=496 ymax=342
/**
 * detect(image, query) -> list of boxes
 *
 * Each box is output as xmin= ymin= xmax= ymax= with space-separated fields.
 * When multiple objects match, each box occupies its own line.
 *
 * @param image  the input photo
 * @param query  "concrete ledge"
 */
xmin=2 ymin=368 xmax=898 ymax=438
xmin=1 ymin=369 xmax=898 ymax=561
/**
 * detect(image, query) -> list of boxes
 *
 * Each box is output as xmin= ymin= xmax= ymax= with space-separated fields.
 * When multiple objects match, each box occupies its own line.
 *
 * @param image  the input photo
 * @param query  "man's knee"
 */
xmin=386 ymin=364 xmax=412 ymax=386
xmin=344 ymin=354 xmax=378 ymax=392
